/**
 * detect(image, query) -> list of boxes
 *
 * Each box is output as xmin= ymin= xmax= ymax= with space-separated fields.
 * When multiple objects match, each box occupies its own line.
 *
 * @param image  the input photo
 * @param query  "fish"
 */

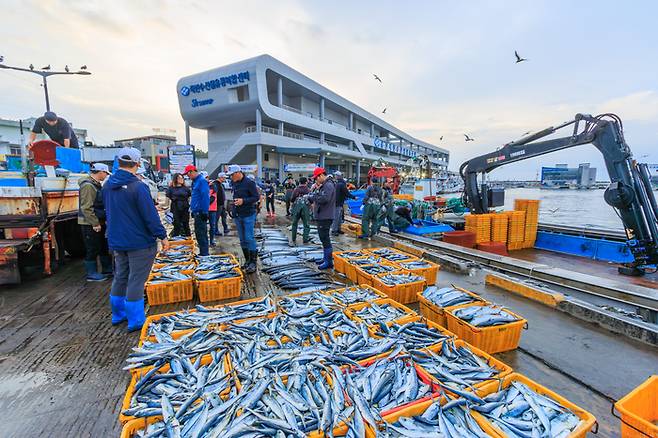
xmin=352 ymin=302 xmax=409 ymax=326
xmin=453 ymin=304 xmax=520 ymax=327
xmin=422 ymin=286 xmax=481 ymax=308
xmin=377 ymin=273 xmax=425 ymax=286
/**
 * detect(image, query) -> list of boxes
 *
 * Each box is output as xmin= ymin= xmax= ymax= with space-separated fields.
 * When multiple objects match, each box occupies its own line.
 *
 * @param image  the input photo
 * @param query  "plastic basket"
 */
xmin=324 ymin=284 xmax=388 ymax=306
xmin=416 ymin=286 xmax=487 ymax=327
xmin=372 ymin=270 xmax=426 ymax=304
xmin=396 ymin=259 xmax=440 ymax=285
xmin=344 ymin=256 xmax=377 ymax=283
xmin=476 ymin=373 xmax=598 ymax=438
xmin=145 ymin=277 xmax=194 ymax=305
xmin=355 ymin=262 xmax=399 ymax=287
xmin=195 ymin=268 xmax=243 ymax=302
xmin=613 ymin=375 xmax=658 ymax=438
xmin=345 ymin=298 xmax=416 ymax=328
xmin=364 ymin=247 xmax=417 ymax=262
xmin=120 ymin=417 xmax=161 ymax=438
xmin=445 ymin=303 xmax=528 ymax=354
xmin=369 ymin=315 xmax=456 ymax=348
xmin=333 ymin=250 xmax=367 ymax=274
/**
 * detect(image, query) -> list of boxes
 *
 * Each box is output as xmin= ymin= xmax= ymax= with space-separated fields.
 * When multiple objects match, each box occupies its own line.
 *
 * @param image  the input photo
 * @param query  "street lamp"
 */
xmin=0 ymin=62 xmax=91 ymax=111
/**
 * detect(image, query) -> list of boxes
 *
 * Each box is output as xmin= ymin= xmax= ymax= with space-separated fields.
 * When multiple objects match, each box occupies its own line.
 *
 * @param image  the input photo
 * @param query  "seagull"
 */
xmin=464 ymin=134 xmax=475 ymax=142
xmin=42 ymin=64 xmax=51 ymax=70
xmin=80 ymin=65 xmax=87 ymax=70
xmin=439 ymin=136 xmax=443 ymax=141
xmin=29 ymin=64 xmax=34 ymax=70
xmin=0 ymin=55 xmax=4 ymax=63
xmin=65 ymin=65 xmax=70 ymax=72
xmin=382 ymin=108 xmax=387 ymax=114
xmin=514 ymin=50 xmax=527 ymax=63
xmin=373 ymin=74 xmax=382 ymax=83
xmin=548 ymin=207 xmax=560 ymax=214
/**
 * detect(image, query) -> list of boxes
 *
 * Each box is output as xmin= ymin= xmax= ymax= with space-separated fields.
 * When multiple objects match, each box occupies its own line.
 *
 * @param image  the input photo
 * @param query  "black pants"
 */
xmin=316 ymin=219 xmax=333 ymax=249
xmin=171 ymin=208 xmax=191 ymax=237
xmin=194 ymin=212 xmax=209 ymax=256
xmin=81 ymin=224 xmax=109 ymax=262
xmin=266 ymin=197 xmax=275 ymax=213
xmin=285 ymin=193 xmax=293 ymax=215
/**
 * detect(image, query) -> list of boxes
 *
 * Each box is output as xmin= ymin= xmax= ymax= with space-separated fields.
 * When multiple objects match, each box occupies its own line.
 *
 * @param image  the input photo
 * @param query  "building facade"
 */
xmin=541 ymin=163 xmax=597 ymax=189
xmin=176 ymin=55 xmax=449 ymax=182
xmin=113 ymin=134 xmax=177 ymax=171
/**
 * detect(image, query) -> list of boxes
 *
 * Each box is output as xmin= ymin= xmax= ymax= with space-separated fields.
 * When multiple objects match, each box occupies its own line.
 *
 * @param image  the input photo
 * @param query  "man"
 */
xmin=290 ymin=176 xmax=311 ymax=245
xmin=264 ymin=179 xmax=276 ymax=217
xmin=308 ymin=167 xmax=336 ymax=269
xmin=382 ymin=178 xmax=398 ymax=234
xmin=29 ymin=111 xmax=79 ymax=148
xmin=78 ymin=163 xmax=112 ymax=281
xmin=227 ymin=165 xmax=260 ymax=273
xmin=103 ymin=147 xmax=168 ymax=332
xmin=283 ymin=174 xmax=296 ymax=216
xmin=215 ymin=173 xmax=230 ymax=235
xmin=331 ymin=171 xmax=356 ymax=236
xmin=184 ymin=165 xmax=210 ymax=256
xmin=360 ymin=177 xmax=384 ymax=240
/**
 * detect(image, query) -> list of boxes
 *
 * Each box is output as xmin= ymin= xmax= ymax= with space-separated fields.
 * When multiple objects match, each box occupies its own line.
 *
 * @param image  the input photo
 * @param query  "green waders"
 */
xmin=361 ymin=203 xmax=380 ymax=237
xmin=291 ymin=201 xmax=311 ymax=243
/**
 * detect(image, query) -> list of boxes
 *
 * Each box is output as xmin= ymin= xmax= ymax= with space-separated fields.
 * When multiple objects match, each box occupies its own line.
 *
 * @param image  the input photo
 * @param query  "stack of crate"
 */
xmin=506 ymin=211 xmax=526 ymax=250
xmin=490 ymin=213 xmax=509 ymax=243
xmin=465 ymin=214 xmax=492 ymax=244
xmin=515 ymin=199 xmax=540 ymax=248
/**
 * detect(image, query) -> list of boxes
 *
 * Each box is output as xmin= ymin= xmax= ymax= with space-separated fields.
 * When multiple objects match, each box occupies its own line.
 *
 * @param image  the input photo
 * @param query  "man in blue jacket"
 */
xmin=183 ymin=164 xmax=210 ymax=256
xmin=103 ymin=147 xmax=169 ymax=332
xmin=227 ymin=164 xmax=260 ymax=274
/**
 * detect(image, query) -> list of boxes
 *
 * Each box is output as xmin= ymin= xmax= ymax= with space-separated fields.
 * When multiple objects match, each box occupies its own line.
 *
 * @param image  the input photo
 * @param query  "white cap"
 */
xmin=226 ymin=164 xmax=242 ymax=175
xmin=217 ymin=172 xmax=227 ymax=179
xmin=90 ymin=163 xmax=111 ymax=174
xmin=136 ymin=166 xmax=146 ymax=175
xmin=200 ymin=171 xmax=209 ymax=179
xmin=334 ymin=171 xmax=342 ymax=176
xmin=117 ymin=147 xmax=141 ymax=164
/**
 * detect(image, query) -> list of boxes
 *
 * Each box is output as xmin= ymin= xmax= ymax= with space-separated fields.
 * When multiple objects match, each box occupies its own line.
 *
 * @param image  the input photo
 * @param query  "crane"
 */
xmin=459 ymin=113 xmax=658 ymax=276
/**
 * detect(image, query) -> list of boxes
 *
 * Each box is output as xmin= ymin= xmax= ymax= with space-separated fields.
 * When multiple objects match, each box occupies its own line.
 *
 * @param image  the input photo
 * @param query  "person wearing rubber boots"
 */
xmin=359 ymin=177 xmax=383 ymax=240
xmin=78 ymin=163 xmax=112 ymax=281
xmin=382 ymin=178 xmax=398 ymax=234
xmin=103 ymin=147 xmax=169 ymax=332
xmin=290 ymin=176 xmax=311 ymax=245
xmin=227 ymin=165 xmax=260 ymax=274
xmin=308 ymin=167 xmax=336 ymax=269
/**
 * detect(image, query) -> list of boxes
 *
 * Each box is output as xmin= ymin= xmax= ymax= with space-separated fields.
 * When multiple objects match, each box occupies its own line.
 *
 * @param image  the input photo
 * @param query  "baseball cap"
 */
xmin=200 ymin=171 xmax=209 ymax=179
xmin=90 ymin=163 xmax=111 ymax=174
xmin=226 ymin=164 xmax=242 ymax=175
xmin=334 ymin=170 xmax=342 ymax=177
xmin=183 ymin=164 xmax=197 ymax=175
xmin=312 ymin=167 xmax=326 ymax=179
xmin=117 ymin=147 xmax=141 ymax=164
xmin=44 ymin=111 xmax=58 ymax=122
xmin=217 ymin=172 xmax=227 ymax=179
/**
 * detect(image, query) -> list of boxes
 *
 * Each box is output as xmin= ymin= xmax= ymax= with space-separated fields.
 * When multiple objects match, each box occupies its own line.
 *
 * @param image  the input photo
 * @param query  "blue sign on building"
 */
xmin=373 ymin=137 xmax=417 ymax=158
xmin=181 ymin=71 xmax=250 ymax=96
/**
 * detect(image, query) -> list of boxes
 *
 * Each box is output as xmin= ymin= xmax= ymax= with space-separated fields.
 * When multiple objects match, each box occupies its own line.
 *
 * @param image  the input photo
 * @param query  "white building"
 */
xmin=176 ymin=55 xmax=449 ymax=182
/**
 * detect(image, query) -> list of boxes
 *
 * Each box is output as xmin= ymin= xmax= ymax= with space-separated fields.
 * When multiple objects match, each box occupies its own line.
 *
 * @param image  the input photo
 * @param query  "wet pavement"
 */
xmin=0 ymin=208 xmax=656 ymax=437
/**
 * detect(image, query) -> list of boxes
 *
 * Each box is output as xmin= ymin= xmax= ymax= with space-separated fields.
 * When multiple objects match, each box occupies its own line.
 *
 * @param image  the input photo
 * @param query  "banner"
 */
xmin=168 ymin=145 xmax=195 ymax=174
xmin=284 ymin=163 xmax=318 ymax=172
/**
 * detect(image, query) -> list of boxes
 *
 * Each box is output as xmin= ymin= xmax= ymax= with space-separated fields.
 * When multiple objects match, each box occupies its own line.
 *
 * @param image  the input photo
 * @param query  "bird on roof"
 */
xmin=29 ymin=63 xmax=34 ymax=70
xmin=42 ymin=64 xmax=51 ymax=70
xmin=521 ymin=131 xmax=531 ymax=136
xmin=80 ymin=65 xmax=87 ymax=70
xmin=65 ymin=65 xmax=70 ymax=72
xmin=382 ymin=108 xmax=387 ymax=114
xmin=514 ymin=50 xmax=527 ymax=63
xmin=373 ymin=74 xmax=382 ymax=83
xmin=464 ymin=134 xmax=475 ymax=142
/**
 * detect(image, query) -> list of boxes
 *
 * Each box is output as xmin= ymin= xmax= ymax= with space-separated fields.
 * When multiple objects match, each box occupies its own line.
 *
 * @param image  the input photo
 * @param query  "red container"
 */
xmin=477 ymin=242 xmax=509 ymax=256
xmin=443 ymin=231 xmax=476 ymax=248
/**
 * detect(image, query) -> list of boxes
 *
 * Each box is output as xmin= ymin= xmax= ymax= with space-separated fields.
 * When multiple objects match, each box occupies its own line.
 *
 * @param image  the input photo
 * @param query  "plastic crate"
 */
xmin=613 ymin=375 xmax=658 ymax=438
xmin=416 ymin=287 xmax=487 ymax=327
xmin=343 ymin=256 xmax=378 ymax=282
xmin=396 ymin=259 xmax=440 ymax=285
xmin=372 ymin=270 xmax=426 ymax=304
xmin=445 ymin=303 xmax=527 ymax=354
xmin=324 ymin=285 xmax=388 ymax=306
xmin=370 ymin=315 xmax=456 ymax=347
xmin=195 ymin=269 xmax=243 ymax=302
xmin=477 ymin=242 xmax=509 ymax=256
xmin=332 ymin=250 xmax=367 ymax=274
xmin=345 ymin=298 xmax=416 ymax=328
xmin=355 ymin=263 xmax=399 ymax=287
xmin=443 ymin=230 xmax=477 ymax=248
xmin=365 ymin=247 xmax=417 ymax=262
xmin=465 ymin=213 xmax=492 ymax=244
xmin=476 ymin=373 xmax=598 ymax=438
xmin=145 ymin=277 xmax=194 ymax=305
xmin=120 ymin=417 xmax=161 ymax=438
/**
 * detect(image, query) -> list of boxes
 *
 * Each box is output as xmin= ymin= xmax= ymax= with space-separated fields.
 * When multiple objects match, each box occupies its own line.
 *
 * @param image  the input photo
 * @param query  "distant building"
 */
xmin=113 ymin=133 xmax=177 ymax=171
xmin=0 ymin=117 xmax=88 ymax=158
xmin=541 ymin=163 xmax=597 ymax=189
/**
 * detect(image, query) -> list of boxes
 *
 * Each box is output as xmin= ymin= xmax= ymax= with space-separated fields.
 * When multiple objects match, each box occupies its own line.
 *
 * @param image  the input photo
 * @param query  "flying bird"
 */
xmin=29 ymin=64 xmax=34 ymax=70
xmin=514 ymin=50 xmax=527 ymax=63
xmin=80 ymin=65 xmax=87 ymax=70
xmin=548 ymin=207 xmax=560 ymax=214
xmin=373 ymin=74 xmax=382 ymax=83
xmin=439 ymin=136 xmax=443 ymax=141
xmin=42 ymin=64 xmax=51 ymax=70
xmin=382 ymin=108 xmax=387 ymax=114
xmin=464 ymin=134 xmax=475 ymax=142
xmin=0 ymin=55 xmax=4 ymax=63
xmin=65 ymin=65 xmax=70 ymax=72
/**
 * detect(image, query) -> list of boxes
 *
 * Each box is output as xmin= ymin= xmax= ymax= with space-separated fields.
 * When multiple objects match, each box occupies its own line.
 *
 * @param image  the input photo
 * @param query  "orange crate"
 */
xmin=476 ymin=373 xmax=597 ymax=438
xmin=372 ymin=270 xmax=426 ymax=304
xmin=416 ymin=286 xmax=487 ymax=327
xmin=369 ymin=314 xmax=456 ymax=347
xmin=445 ymin=303 xmax=527 ymax=354
xmin=396 ymin=259 xmax=440 ymax=285
xmin=365 ymin=247 xmax=417 ymax=262
xmin=355 ymin=262 xmax=399 ymax=287
xmin=323 ymin=285 xmax=388 ymax=306
xmin=195 ymin=268 xmax=243 ymax=302
xmin=145 ymin=277 xmax=194 ymax=305
xmin=614 ymin=375 xmax=658 ymax=438
xmin=121 ymin=417 xmax=161 ymax=438
xmin=332 ymin=250 xmax=368 ymax=274
xmin=345 ymin=298 xmax=416 ymax=328
xmin=344 ymin=256 xmax=382 ymax=283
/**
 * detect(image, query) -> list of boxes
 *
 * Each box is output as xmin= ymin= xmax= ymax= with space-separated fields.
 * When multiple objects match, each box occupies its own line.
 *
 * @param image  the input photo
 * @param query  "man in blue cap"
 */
xmin=29 ymin=111 xmax=79 ymax=148
xmin=103 ymin=147 xmax=168 ymax=332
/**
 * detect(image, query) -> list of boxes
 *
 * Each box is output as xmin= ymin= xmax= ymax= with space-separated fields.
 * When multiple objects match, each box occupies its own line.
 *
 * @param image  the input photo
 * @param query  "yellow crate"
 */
xmin=145 ymin=278 xmax=194 ymax=306
xmin=365 ymin=247 xmax=417 ymax=262
xmin=332 ymin=250 xmax=368 ymax=274
xmin=355 ymin=262 xmax=399 ymax=287
xmin=372 ymin=270 xmax=426 ymax=304
xmin=195 ymin=268 xmax=243 ymax=302
xmin=465 ymin=214 xmax=493 ymax=244
xmin=396 ymin=259 xmax=440 ymax=286
xmin=416 ymin=286 xmax=488 ymax=327
xmin=614 ymin=375 xmax=658 ymax=438
xmin=323 ymin=284 xmax=388 ymax=306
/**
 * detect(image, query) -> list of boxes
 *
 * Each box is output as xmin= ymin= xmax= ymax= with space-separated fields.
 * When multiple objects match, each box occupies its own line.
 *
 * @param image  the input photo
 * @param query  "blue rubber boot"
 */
xmin=110 ymin=295 xmax=126 ymax=325
xmin=318 ymin=247 xmax=334 ymax=270
xmin=125 ymin=299 xmax=146 ymax=333
xmin=84 ymin=260 xmax=107 ymax=282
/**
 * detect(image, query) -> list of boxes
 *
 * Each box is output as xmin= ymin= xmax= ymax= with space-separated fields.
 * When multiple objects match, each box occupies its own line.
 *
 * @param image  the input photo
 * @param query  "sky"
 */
xmin=1 ymin=0 xmax=657 ymax=179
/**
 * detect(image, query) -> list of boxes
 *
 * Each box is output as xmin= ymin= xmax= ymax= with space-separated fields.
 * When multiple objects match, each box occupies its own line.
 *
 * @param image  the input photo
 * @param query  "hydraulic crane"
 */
xmin=459 ymin=113 xmax=658 ymax=276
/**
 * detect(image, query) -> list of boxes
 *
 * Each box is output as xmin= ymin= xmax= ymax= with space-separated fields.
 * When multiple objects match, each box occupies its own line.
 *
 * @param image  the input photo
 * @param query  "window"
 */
xmin=264 ymin=153 xmax=269 ymax=162
xmin=228 ymin=85 xmax=250 ymax=103
xmin=10 ymin=146 xmax=21 ymax=155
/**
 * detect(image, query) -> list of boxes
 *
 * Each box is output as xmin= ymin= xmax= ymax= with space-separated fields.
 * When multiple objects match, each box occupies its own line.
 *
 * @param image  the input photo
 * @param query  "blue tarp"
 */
xmin=535 ymin=231 xmax=634 ymax=263
xmin=404 ymin=220 xmax=455 ymax=235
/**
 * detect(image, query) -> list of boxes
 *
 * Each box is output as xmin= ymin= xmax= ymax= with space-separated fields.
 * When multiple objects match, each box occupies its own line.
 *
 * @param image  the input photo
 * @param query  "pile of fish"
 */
xmin=398 ymin=260 xmax=433 ymax=270
xmin=148 ymin=271 xmax=192 ymax=284
xmin=358 ymin=264 xmax=398 ymax=276
xmin=330 ymin=286 xmax=384 ymax=306
xmin=195 ymin=255 xmax=238 ymax=273
xmin=338 ymin=250 xmax=369 ymax=260
xmin=351 ymin=301 xmax=410 ymax=326
xmin=347 ymin=256 xmax=385 ymax=268
xmin=422 ymin=286 xmax=482 ymax=308
xmin=369 ymin=248 xmax=415 ymax=262
xmin=151 ymin=262 xmax=196 ymax=275
xmin=453 ymin=304 xmax=520 ymax=327
xmin=377 ymin=273 xmax=426 ymax=286
xmin=372 ymin=319 xmax=451 ymax=350
xmin=155 ymin=247 xmax=195 ymax=264
xmin=474 ymin=381 xmax=583 ymax=437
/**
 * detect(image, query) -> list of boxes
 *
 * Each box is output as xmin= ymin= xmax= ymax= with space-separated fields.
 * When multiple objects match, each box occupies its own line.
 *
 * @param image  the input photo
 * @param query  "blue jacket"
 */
xmin=190 ymin=176 xmax=210 ymax=214
xmin=231 ymin=176 xmax=260 ymax=217
xmin=102 ymin=169 xmax=166 ymax=251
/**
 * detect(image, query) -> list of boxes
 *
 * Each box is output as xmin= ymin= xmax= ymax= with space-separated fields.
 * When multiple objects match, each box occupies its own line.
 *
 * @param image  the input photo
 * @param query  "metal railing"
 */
xmin=244 ymin=125 xmax=303 ymax=141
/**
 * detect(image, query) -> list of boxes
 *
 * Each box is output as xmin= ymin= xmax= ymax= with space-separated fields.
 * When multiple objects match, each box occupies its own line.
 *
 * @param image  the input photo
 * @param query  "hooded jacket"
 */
xmin=78 ymin=175 xmax=105 ymax=226
xmin=309 ymin=177 xmax=336 ymax=220
xmin=190 ymin=175 xmax=210 ymax=214
xmin=102 ymin=169 xmax=166 ymax=251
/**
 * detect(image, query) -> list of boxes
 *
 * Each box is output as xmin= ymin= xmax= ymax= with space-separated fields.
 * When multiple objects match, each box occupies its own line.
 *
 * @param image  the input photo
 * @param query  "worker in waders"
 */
xmin=290 ymin=176 xmax=311 ymax=245
xmin=381 ymin=178 xmax=399 ymax=234
xmin=283 ymin=174 xmax=296 ymax=216
xmin=359 ymin=177 xmax=384 ymax=240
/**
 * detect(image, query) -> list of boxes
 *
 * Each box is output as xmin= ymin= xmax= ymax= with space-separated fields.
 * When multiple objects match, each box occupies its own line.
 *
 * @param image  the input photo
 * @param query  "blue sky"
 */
xmin=1 ymin=0 xmax=656 ymax=178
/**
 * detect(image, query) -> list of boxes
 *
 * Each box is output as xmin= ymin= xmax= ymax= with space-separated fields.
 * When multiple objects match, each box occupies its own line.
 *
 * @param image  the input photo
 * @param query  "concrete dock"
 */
xmin=0 ymin=216 xmax=656 ymax=437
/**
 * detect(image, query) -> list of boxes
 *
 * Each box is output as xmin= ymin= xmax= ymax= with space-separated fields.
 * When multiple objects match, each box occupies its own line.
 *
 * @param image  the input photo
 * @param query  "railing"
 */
xmin=244 ymin=125 xmax=303 ymax=141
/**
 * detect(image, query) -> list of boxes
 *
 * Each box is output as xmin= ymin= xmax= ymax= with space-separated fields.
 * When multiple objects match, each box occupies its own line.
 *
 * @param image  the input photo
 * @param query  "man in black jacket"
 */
xmin=212 ymin=173 xmax=230 ymax=236
xmin=308 ymin=167 xmax=336 ymax=270
xmin=227 ymin=165 xmax=260 ymax=273
xmin=331 ymin=171 xmax=356 ymax=236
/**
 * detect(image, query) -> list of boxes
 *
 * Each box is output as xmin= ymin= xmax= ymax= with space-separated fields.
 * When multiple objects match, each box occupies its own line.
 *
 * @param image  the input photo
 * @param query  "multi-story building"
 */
xmin=541 ymin=163 xmax=597 ymax=189
xmin=176 ymin=54 xmax=449 ymax=182
xmin=113 ymin=133 xmax=177 ymax=171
